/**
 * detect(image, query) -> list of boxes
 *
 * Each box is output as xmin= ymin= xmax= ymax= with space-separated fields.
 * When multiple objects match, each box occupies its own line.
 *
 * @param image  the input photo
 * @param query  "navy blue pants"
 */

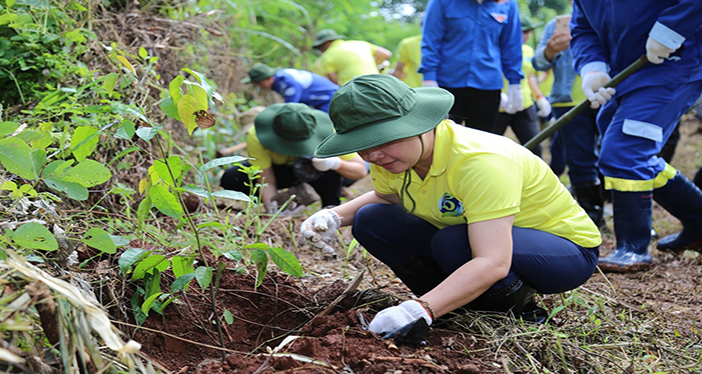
xmin=550 ymin=106 xmax=601 ymax=186
xmin=353 ymin=204 xmax=599 ymax=294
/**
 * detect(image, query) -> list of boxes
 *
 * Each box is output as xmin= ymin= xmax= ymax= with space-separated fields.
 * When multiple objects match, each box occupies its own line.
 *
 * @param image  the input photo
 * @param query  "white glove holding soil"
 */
xmin=368 ymin=300 xmax=433 ymax=335
xmin=311 ymin=157 xmax=341 ymax=172
xmin=300 ymin=209 xmax=341 ymax=252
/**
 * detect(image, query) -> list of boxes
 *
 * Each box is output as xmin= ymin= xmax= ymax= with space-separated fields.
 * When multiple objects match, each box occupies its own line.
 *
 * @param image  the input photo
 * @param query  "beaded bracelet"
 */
xmin=415 ymin=298 xmax=436 ymax=321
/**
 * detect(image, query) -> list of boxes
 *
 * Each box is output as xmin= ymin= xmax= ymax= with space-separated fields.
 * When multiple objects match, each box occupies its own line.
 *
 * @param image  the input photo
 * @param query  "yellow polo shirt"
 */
xmin=396 ymin=34 xmax=423 ymax=88
xmin=247 ymin=128 xmax=357 ymax=169
xmin=318 ymin=39 xmax=380 ymax=86
xmin=370 ymin=120 xmax=602 ymax=248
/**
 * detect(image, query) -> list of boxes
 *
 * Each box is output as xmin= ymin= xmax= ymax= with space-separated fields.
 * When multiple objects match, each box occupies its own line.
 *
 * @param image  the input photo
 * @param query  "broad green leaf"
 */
xmin=194 ymin=266 xmax=213 ymax=290
xmin=172 ymin=256 xmax=194 ymax=279
xmin=110 ymin=235 xmax=130 ymax=247
xmin=135 ymin=124 xmax=162 ymax=142
xmin=181 ymin=185 xmax=210 ymax=199
xmin=115 ymin=120 xmax=135 ymax=140
xmin=65 ymin=29 xmax=86 ymax=44
xmin=138 ymin=47 xmax=148 ymax=60
xmin=131 ymin=290 xmax=147 ymax=325
xmin=116 ymin=55 xmax=137 ymax=77
xmin=0 ymin=121 xmax=18 ymax=137
xmin=223 ymin=250 xmax=242 ymax=262
xmin=136 ymin=196 xmax=152 ymax=229
xmin=168 ymin=75 xmax=184 ymax=103
xmin=171 ymin=273 xmax=195 ymax=293
xmin=82 ymin=227 xmax=116 ymax=254
xmin=183 ymin=82 xmax=208 ymax=111
xmin=211 ymin=190 xmax=252 ymax=202
xmin=30 ymin=148 xmax=46 ymax=179
xmin=198 ymin=156 xmax=248 ymax=175
xmin=223 ymin=309 xmax=234 ymax=324
xmin=149 ymin=185 xmax=183 ymax=220
xmin=119 ymin=248 xmax=150 ymax=275
xmin=12 ymin=222 xmax=58 ymax=251
xmin=150 ymin=156 xmax=183 ymax=186
xmin=146 ymin=271 xmax=161 ymax=299
xmin=181 ymin=68 xmax=215 ymax=103
xmin=141 ymin=291 xmax=162 ymax=316
xmin=52 ymin=159 xmax=111 ymax=187
xmin=0 ymin=12 xmax=18 ymax=26
xmin=43 ymin=177 xmax=88 ymax=200
xmin=70 ymin=126 xmax=99 ymax=162
xmin=7 ymin=0 xmax=16 ymax=8
xmin=251 ymin=248 xmax=268 ymax=288
xmin=268 ymin=247 xmax=302 ymax=277
xmin=132 ymin=254 xmax=168 ymax=280
xmin=0 ymin=137 xmax=35 ymax=179
xmin=0 ymin=181 xmax=16 ymax=191
xmin=244 ymin=243 xmax=270 ymax=250
xmin=177 ymin=95 xmax=199 ymax=135
xmin=160 ymin=95 xmax=180 ymax=121
xmin=102 ymin=73 xmax=119 ymax=96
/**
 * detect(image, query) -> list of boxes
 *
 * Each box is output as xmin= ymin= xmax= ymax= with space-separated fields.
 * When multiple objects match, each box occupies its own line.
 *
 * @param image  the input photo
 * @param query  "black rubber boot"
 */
xmin=387 ymin=256 xmax=449 ymax=297
xmin=574 ymin=183 xmax=605 ymax=227
xmin=653 ymin=172 xmax=702 ymax=253
xmin=467 ymin=279 xmax=548 ymax=324
xmin=598 ymin=191 xmax=653 ymax=273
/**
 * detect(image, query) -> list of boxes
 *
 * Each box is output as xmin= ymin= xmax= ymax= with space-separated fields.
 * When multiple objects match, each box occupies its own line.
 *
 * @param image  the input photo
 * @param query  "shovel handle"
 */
xmin=523 ymin=55 xmax=649 ymax=151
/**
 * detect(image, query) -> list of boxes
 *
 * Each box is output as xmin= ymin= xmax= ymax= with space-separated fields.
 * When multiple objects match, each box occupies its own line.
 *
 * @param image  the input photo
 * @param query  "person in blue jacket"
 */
xmin=532 ymin=16 xmax=604 ymax=227
xmin=419 ymin=0 xmax=523 ymax=132
xmin=570 ymin=0 xmax=702 ymax=272
xmin=243 ymin=63 xmax=340 ymax=113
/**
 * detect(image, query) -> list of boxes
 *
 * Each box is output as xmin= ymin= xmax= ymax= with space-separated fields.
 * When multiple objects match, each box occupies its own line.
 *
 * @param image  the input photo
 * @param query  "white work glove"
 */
xmin=422 ymin=80 xmax=439 ymax=88
xmin=300 ymin=209 xmax=341 ymax=253
xmin=368 ymin=300 xmax=433 ymax=336
xmin=311 ymin=157 xmax=341 ymax=172
xmin=499 ymin=92 xmax=509 ymax=111
xmin=581 ymin=71 xmax=616 ymax=109
xmin=645 ymin=36 xmax=675 ymax=64
xmin=536 ymin=96 xmax=552 ymax=117
xmin=505 ymin=84 xmax=523 ymax=114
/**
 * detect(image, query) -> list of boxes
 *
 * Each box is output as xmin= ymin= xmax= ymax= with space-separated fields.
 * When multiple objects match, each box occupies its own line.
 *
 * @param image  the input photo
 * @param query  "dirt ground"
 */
xmin=121 ymin=117 xmax=702 ymax=373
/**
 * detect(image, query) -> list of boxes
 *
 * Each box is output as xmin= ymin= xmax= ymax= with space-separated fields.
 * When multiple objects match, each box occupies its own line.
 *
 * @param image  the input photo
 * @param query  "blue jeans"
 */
xmin=551 ymin=106 xmax=601 ymax=186
xmin=352 ymin=204 xmax=599 ymax=294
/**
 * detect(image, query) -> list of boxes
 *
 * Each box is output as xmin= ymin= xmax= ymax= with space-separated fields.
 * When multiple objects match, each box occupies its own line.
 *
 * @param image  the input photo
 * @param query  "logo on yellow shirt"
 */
xmin=439 ymin=193 xmax=463 ymax=217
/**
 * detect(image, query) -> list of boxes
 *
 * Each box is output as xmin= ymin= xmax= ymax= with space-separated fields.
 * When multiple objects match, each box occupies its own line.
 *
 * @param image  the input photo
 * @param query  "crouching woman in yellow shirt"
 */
xmin=300 ymin=75 xmax=601 ymax=342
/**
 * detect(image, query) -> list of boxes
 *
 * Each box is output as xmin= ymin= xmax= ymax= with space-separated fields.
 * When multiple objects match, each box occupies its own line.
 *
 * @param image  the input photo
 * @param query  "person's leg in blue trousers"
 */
xmin=554 ymin=105 xmax=604 ymax=226
xmin=596 ymin=81 xmax=702 ymax=271
xmin=353 ymin=204 xmax=599 ymax=297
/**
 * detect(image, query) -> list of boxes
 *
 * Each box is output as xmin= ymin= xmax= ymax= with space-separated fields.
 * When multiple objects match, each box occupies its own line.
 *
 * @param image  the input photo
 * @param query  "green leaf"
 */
xmin=30 ymin=148 xmax=46 ymax=179
xmin=131 ymin=290 xmax=147 ymax=325
xmin=135 ymin=124 xmax=162 ymax=142
xmin=244 ymin=243 xmax=271 ymax=250
xmin=12 ymin=222 xmax=58 ymax=251
xmin=102 ymin=73 xmax=119 ymax=96
xmin=171 ymin=273 xmax=195 ymax=293
xmin=149 ymin=185 xmax=184 ymax=221
xmin=194 ymin=266 xmax=213 ymax=290
xmin=110 ymin=235 xmax=130 ymax=247
xmin=82 ymin=227 xmax=117 ymax=254
xmin=142 ymin=291 xmax=163 ymax=316
xmin=7 ymin=0 xmax=16 ymax=8
xmin=43 ymin=178 xmax=88 ymax=200
xmin=168 ymin=75 xmax=184 ymax=103
xmin=251 ymin=248 xmax=268 ymax=288
xmin=150 ymin=156 xmax=183 ymax=186
xmin=183 ymin=82 xmax=208 ymax=111
xmin=138 ymin=46 xmax=148 ymax=60
xmin=70 ymin=126 xmax=99 ymax=162
xmin=160 ymin=95 xmax=180 ymax=121
xmin=181 ymin=185 xmax=211 ymax=199
xmin=177 ymin=95 xmax=199 ymax=135
xmin=172 ymin=255 xmax=194 ymax=279
xmin=119 ymin=248 xmax=150 ymax=276
xmin=115 ymin=120 xmax=135 ymax=140
xmin=211 ymin=190 xmax=252 ymax=202
xmin=268 ymin=247 xmax=302 ymax=277
xmin=136 ymin=196 xmax=152 ymax=229
xmin=223 ymin=250 xmax=242 ymax=262
xmin=57 ymin=159 xmax=112 ymax=187
xmin=223 ymin=309 xmax=234 ymax=324
xmin=0 ymin=137 xmax=35 ymax=179
xmin=198 ymin=156 xmax=248 ymax=175
xmin=0 ymin=121 xmax=19 ymax=137
xmin=132 ymin=254 xmax=168 ymax=280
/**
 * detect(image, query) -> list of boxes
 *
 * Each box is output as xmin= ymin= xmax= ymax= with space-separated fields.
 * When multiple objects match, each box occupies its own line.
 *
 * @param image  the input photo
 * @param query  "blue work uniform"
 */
xmin=571 ymin=0 xmax=702 ymax=191
xmin=273 ymin=69 xmax=340 ymax=113
xmin=419 ymin=0 xmax=523 ymax=89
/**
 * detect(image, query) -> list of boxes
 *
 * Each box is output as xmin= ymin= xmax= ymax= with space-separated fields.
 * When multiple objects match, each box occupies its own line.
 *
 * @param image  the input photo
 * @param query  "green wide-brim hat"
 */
xmin=312 ymin=29 xmax=345 ymax=48
xmin=241 ymin=63 xmax=276 ymax=83
xmin=255 ymin=103 xmax=334 ymax=157
xmin=315 ymin=74 xmax=454 ymax=158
